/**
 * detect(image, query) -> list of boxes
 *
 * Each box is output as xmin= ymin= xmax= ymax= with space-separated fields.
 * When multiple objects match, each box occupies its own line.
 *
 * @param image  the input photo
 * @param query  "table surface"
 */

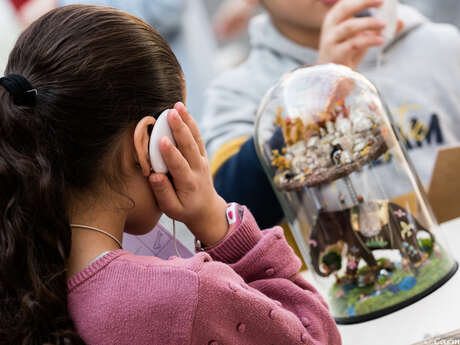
xmin=412 ymin=329 xmax=460 ymax=345
xmin=333 ymin=218 xmax=460 ymax=345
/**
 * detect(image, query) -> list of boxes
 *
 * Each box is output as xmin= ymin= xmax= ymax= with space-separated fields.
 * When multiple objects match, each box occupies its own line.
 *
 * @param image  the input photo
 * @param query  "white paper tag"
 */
xmin=226 ymin=203 xmax=238 ymax=225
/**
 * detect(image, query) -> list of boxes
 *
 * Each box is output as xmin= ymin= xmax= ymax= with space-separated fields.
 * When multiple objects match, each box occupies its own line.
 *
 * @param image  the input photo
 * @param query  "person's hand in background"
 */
xmin=15 ymin=0 xmax=57 ymax=27
xmin=318 ymin=0 xmax=386 ymax=69
xmin=213 ymin=0 xmax=256 ymax=42
xmin=318 ymin=0 xmax=404 ymax=70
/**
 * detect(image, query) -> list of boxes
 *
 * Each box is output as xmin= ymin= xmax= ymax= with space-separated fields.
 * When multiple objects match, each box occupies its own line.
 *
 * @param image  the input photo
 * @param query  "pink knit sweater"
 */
xmin=67 ymin=207 xmax=341 ymax=345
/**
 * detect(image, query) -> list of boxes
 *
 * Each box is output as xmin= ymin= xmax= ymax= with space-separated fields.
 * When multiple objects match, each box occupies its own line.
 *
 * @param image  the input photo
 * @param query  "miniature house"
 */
xmin=255 ymin=64 xmax=457 ymax=324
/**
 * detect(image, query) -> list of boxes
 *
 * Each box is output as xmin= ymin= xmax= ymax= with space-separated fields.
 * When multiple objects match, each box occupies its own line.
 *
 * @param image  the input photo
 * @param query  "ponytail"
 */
xmin=0 ymin=87 xmax=82 ymax=344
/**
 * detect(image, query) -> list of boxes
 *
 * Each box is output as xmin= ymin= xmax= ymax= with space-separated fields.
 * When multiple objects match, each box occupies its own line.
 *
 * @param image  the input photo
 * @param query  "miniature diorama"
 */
xmin=255 ymin=64 xmax=457 ymax=323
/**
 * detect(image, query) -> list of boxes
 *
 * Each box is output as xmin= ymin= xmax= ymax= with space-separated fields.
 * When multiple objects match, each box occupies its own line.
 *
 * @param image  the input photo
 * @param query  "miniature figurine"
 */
xmin=271 ymin=77 xmax=387 ymax=190
xmin=257 ymin=64 xmax=456 ymax=322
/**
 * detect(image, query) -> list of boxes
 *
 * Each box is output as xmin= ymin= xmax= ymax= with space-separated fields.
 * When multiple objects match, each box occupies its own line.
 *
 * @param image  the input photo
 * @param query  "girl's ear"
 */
xmin=133 ymin=116 xmax=156 ymax=176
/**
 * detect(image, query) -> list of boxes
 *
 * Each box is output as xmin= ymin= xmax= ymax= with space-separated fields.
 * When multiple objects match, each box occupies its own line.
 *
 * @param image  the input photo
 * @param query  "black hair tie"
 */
xmin=0 ymin=74 xmax=37 ymax=107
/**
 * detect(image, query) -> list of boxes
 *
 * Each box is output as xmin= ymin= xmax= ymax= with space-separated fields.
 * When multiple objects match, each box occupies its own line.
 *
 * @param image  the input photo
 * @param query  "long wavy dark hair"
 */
xmin=0 ymin=5 xmax=183 ymax=344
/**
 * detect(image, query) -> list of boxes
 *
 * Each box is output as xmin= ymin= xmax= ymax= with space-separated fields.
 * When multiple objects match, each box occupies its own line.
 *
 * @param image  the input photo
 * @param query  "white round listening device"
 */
xmin=149 ymin=109 xmax=177 ymax=173
xmin=371 ymin=0 xmax=398 ymax=43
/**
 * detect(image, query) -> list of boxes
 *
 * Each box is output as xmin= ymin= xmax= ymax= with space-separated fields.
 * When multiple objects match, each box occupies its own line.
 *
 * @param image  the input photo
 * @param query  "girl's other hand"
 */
xmin=149 ymin=103 xmax=228 ymax=246
xmin=317 ymin=0 xmax=386 ymax=69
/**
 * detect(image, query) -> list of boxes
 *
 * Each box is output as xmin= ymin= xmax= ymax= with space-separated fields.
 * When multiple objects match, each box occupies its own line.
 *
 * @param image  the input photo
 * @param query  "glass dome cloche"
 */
xmin=255 ymin=64 xmax=457 ymax=324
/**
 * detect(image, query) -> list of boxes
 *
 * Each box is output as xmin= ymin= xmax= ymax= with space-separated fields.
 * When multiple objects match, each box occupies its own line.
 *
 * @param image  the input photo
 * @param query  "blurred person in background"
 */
xmin=212 ymin=0 xmax=257 ymax=43
xmin=202 ymin=0 xmax=460 ymax=233
xmin=213 ymin=0 xmax=460 ymax=38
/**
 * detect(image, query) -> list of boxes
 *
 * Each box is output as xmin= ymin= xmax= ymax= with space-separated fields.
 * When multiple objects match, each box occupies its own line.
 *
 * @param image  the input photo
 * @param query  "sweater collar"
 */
xmin=67 ymin=249 xmax=128 ymax=292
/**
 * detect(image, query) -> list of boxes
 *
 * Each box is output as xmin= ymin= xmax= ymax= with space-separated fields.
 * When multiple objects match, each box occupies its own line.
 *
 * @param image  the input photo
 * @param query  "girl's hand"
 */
xmin=149 ymin=103 xmax=228 ymax=246
xmin=317 ymin=0 xmax=386 ymax=70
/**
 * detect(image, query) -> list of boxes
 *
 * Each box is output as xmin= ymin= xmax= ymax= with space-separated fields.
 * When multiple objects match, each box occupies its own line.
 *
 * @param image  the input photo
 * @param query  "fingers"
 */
xmin=212 ymin=0 xmax=253 ymax=42
xmin=159 ymin=136 xmax=194 ymax=190
xmin=327 ymin=0 xmax=383 ymax=25
xmin=334 ymin=17 xmax=385 ymax=43
xmin=167 ymin=108 xmax=201 ymax=169
xmin=149 ymin=173 xmax=183 ymax=211
xmin=396 ymin=19 xmax=404 ymax=34
xmin=174 ymin=102 xmax=207 ymax=157
xmin=337 ymin=30 xmax=384 ymax=55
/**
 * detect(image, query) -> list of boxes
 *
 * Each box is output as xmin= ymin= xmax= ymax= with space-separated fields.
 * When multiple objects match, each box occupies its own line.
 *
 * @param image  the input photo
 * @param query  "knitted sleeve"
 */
xmin=190 ymin=207 xmax=341 ymax=345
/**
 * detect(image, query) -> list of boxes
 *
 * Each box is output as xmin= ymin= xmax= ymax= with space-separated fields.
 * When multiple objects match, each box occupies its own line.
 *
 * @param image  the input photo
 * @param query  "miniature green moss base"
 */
xmin=329 ymin=245 xmax=453 ymax=318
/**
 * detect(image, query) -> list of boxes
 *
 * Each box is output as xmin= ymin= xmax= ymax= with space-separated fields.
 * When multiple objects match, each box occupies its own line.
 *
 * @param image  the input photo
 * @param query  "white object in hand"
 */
xmin=149 ymin=109 xmax=177 ymax=173
xmin=371 ymin=0 xmax=398 ymax=43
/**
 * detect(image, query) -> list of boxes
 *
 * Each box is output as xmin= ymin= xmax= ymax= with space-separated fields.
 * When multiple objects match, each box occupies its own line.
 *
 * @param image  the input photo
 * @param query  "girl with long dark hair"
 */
xmin=0 ymin=5 xmax=341 ymax=345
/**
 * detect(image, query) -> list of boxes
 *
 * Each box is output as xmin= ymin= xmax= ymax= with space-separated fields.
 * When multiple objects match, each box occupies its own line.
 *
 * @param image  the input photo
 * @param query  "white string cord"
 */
xmin=172 ymin=219 xmax=182 ymax=258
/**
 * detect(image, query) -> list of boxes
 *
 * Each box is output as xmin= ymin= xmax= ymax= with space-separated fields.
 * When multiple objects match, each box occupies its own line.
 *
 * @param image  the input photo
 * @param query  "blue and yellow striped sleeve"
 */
xmin=210 ymin=137 xmax=284 ymax=229
xmin=211 ymin=137 xmax=307 ymax=269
